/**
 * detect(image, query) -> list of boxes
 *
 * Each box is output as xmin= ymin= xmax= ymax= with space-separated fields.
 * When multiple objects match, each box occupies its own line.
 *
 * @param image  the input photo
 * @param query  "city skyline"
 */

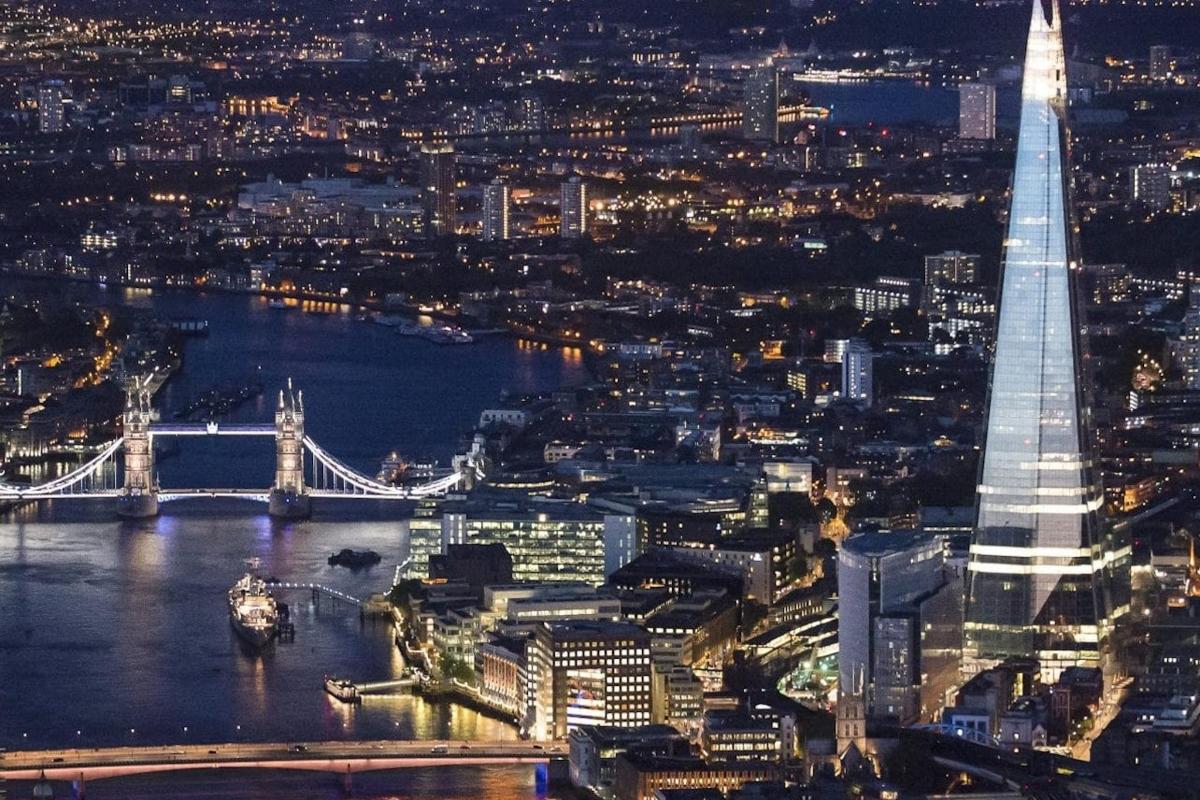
xmin=2 ymin=0 xmax=1199 ymax=797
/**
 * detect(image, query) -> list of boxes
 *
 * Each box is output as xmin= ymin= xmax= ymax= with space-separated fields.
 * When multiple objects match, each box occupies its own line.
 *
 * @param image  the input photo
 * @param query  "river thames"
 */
xmin=0 ymin=281 xmax=585 ymax=798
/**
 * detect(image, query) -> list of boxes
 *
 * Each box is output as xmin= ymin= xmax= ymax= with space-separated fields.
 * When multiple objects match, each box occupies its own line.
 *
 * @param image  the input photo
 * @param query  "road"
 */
xmin=1069 ymin=675 xmax=1132 ymax=760
xmin=0 ymin=739 xmax=561 ymax=782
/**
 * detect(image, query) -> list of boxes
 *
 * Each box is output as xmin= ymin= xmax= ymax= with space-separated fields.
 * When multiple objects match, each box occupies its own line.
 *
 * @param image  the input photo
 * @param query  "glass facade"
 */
xmin=965 ymin=0 xmax=1128 ymax=678
xmin=405 ymin=499 xmax=635 ymax=585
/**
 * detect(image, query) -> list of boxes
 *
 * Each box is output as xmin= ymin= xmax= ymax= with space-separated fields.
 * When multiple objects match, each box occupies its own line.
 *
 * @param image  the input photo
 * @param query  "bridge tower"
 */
xmin=451 ymin=433 xmax=488 ymax=491
xmin=269 ymin=380 xmax=311 ymax=519
xmin=117 ymin=382 xmax=158 ymax=518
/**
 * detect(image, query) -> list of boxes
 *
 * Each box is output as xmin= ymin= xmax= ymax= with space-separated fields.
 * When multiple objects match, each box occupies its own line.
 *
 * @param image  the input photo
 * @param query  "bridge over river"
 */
xmin=0 ymin=739 xmax=559 ymax=792
xmin=0 ymin=377 xmax=485 ymax=519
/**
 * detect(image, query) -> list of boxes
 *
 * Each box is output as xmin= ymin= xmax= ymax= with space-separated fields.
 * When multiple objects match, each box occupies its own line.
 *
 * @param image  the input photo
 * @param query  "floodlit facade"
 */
xmin=964 ymin=0 xmax=1128 ymax=681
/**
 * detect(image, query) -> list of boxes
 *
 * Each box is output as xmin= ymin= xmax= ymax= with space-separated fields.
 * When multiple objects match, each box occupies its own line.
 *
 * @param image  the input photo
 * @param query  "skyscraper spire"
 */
xmin=963 ymin=0 xmax=1127 ymax=681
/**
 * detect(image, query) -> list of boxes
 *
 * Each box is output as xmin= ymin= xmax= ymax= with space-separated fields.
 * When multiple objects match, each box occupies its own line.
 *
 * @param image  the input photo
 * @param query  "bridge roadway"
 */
xmin=149 ymin=422 xmax=276 ymax=436
xmin=0 ymin=739 xmax=559 ymax=782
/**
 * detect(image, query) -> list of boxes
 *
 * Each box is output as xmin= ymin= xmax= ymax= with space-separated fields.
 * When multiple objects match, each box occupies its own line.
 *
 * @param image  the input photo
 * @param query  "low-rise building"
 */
xmin=613 ymin=752 xmax=782 ymax=800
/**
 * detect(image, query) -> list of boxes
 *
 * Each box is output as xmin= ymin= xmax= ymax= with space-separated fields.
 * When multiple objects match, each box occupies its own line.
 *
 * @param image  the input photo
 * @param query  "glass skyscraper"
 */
xmin=964 ymin=0 xmax=1128 ymax=680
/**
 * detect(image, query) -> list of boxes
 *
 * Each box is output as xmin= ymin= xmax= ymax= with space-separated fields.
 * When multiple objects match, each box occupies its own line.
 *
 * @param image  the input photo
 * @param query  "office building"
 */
xmin=742 ymin=61 xmax=779 ymax=143
xmin=668 ymin=530 xmax=799 ymax=605
xmin=1132 ymin=164 xmax=1171 ymax=212
xmin=38 ymin=80 xmax=66 ymax=133
xmin=636 ymin=506 xmax=723 ymax=551
xmin=406 ymin=496 xmax=636 ymax=585
xmin=419 ymin=141 xmax=456 ymax=237
xmin=613 ymin=752 xmax=781 ymax=800
xmin=483 ymin=583 xmax=622 ymax=629
xmin=701 ymin=710 xmax=786 ymax=763
xmin=853 ymin=276 xmax=917 ymax=316
xmin=482 ymin=178 xmax=512 ymax=241
xmin=823 ymin=338 xmax=848 ymax=364
xmin=838 ymin=531 xmax=962 ymax=729
xmin=528 ymin=621 xmax=653 ymax=739
xmin=568 ymin=725 xmax=689 ymax=800
xmin=643 ymin=589 xmax=739 ymax=667
xmin=964 ymin=0 xmax=1127 ymax=681
xmin=841 ymin=339 xmax=874 ymax=407
xmin=476 ymin=635 xmax=528 ymax=718
xmin=560 ymin=176 xmax=589 ymax=239
xmin=958 ymin=82 xmax=996 ymax=140
xmin=428 ymin=543 xmax=512 ymax=591
xmin=924 ymin=250 xmax=981 ymax=286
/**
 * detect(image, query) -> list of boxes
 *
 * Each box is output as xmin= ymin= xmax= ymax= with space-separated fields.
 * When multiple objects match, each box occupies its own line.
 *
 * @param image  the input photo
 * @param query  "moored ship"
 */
xmin=228 ymin=564 xmax=279 ymax=648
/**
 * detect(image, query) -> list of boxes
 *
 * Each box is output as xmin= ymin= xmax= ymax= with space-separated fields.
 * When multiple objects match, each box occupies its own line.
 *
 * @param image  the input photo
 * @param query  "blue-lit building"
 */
xmin=964 ymin=0 xmax=1129 ymax=680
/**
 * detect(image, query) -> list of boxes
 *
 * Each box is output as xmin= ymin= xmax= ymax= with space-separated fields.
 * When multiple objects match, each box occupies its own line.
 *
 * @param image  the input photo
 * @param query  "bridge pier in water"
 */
xmin=116 ymin=384 xmax=158 ymax=519
xmin=268 ymin=380 xmax=311 ymax=519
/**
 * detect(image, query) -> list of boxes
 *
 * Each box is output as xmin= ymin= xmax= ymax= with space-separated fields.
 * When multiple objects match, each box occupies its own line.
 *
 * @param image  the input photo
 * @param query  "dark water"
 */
xmin=796 ymin=80 xmax=1020 ymax=128
xmin=0 ymin=282 xmax=584 ymax=797
xmin=44 ymin=766 xmax=548 ymax=799
xmin=798 ymin=80 xmax=958 ymax=126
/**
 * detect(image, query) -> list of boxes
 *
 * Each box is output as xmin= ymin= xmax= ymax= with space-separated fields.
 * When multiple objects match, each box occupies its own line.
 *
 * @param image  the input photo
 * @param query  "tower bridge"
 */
xmin=0 ymin=379 xmax=484 ymax=519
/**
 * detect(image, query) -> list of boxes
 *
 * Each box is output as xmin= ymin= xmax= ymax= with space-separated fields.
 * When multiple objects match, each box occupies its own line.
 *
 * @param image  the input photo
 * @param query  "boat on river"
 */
xmin=228 ymin=562 xmax=279 ymax=648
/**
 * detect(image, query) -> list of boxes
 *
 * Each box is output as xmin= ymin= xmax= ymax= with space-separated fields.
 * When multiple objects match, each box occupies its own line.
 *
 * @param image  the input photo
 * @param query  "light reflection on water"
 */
xmin=8 ymin=766 xmax=550 ymax=800
xmin=0 ymin=280 xmax=584 ymax=798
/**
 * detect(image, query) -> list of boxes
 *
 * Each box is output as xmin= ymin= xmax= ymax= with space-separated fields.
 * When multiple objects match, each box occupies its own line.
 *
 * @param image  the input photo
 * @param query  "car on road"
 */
xmin=292 ymin=745 xmax=309 ymax=753
xmin=430 ymin=745 xmax=448 ymax=754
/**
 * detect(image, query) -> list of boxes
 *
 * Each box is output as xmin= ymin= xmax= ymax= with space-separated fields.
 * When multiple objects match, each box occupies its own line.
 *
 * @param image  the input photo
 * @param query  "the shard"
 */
xmin=964 ymin=0 xmax=1128 ymax=680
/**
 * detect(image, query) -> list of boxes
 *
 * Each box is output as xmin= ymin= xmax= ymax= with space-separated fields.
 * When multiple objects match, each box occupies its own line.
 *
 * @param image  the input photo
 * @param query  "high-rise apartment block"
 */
xmin=1150 ymin=45 xmax=1173 ymax=81
xmin=560 ymin=176 xmax=588 ymax=239
xmin=924 ymin=250 xmax=981 ymax=286
xmin=742 ymin=62 xmax=779 ymax=143
xmin=1132 ymin=164 xmax=1172 ymax=212
xmin=959 ymin=82 xmax=996 ymax=140
xmin=482 ymin=178 xmax=511 ymax=241
xmin=841 ymin=339 xmax=874 ymax=408
xmin=38 ymin=80 xmax=66 ymax=134
xmin=420 ymin=141 xmax=456 ymax=237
